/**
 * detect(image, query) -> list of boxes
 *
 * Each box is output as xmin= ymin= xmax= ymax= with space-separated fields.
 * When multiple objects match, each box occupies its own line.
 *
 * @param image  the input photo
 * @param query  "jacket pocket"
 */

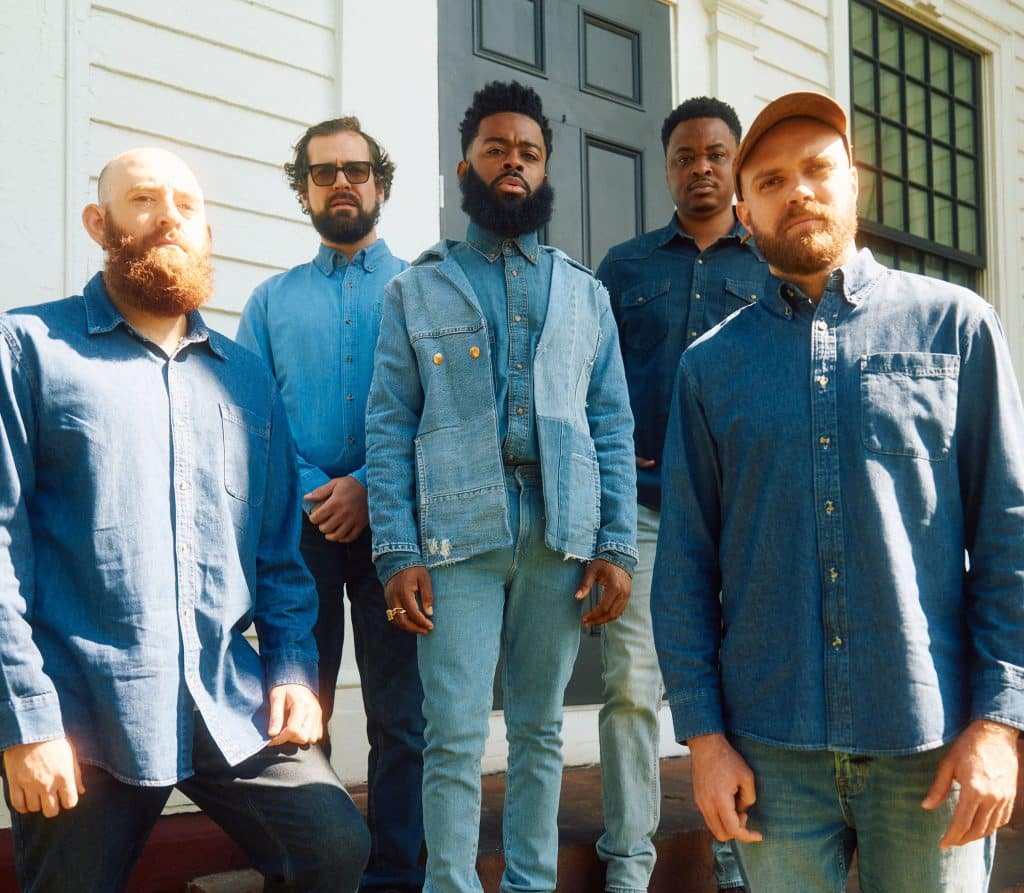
xmin=220 ymin=403 xmax=270 ymax=505
xmin=860 ymin=352 xmax=959 ymax=461
xmin=619 ymin=279 xmax=670 ymax=350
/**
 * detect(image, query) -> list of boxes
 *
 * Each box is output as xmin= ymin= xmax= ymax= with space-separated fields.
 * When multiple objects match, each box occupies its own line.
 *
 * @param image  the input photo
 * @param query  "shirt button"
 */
xmin=178 ymin=543 xmax=189 ymax=556
xmin=469 ymin=346 xmax=481 ymax=359
xmin=696 ymin=258 xmax=704 ymax=265
xmin=831 ymin=636 xmax=843 ymax=648
xmin=818 ymin=376 xmax=829 ymax=388
xmin=181 ymin=607 xmax=191 ymax=618
xmin=516 ymin=406 xmax=524 ymax=415
xmin=819 ymin=435 xmax=830 ymax=447
xmin=829 ymin=567 xmax=839 ymax=582
xmin=689 ymin=330 xmax=698 ymax=338
xmin=433 ymin=353 xmax=444 ymax=365
xmin=750 ymin=294 xmax=757 ymax=301
xmin=346 ymin=282 xmax=354 ymax=289
xmin=346 ymin=356 xmax=353 ymax=364
xmin=784 ymin=287 xmax=795 ymax=298
xmin=694 ymin=292 xmax=702 ymax=300
xmin=637 ymin=297 xmax=645 ymax=304
xmin=175 ymin=416 xmax=186 ymax=427
xmin=511 ymin=270 xmax=518 ymax=277
xmin=507 ymin=453 xmax=515 ymax=463
xmin=345 ymin=319 xmax=352 ymax=325
xmin=784 ymin=307 xmax=793 ymax=319
xmin=824 ymin=500 xmax=835 ymax=515
xmin=515 ymin=362 xmax=523 ymax=370
xmin=348 ymin=435 xmax=356 ymax=445
xmin=177 ymin=480 xmax=189 ymax=491
xmin=514 ymin=314 xmax=522 ymax=322
xmin=816 ymin=320 xmax=828 ymax=331
xmin=346 ymin=394 xmax=354 ymax=401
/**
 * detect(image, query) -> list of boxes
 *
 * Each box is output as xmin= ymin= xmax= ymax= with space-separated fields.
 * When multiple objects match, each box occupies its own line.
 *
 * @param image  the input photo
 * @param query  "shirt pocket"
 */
xmin=220 ymin=403 xmax=271 ymax=505
xmin=619 ymin=279 xmax=670 ymax=350
xmin=722 ymin=278 xmax=760 ymax=312
xmin=860 ymin=352 xmax=959 ymax=461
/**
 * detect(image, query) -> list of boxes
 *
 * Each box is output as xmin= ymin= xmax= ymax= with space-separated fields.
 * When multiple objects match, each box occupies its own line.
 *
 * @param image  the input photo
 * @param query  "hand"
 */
xmin=267 ymin=683 xmax=324 ymax=747
xmin=636 ymin=455 xmax=656 ymax=470
xmin=922 ymin=718 xmax=1020 ymax=848
xmin=305 ymin=477 xmax=369 ymax=543
xmin=688 ymin=733 xmax=763 ymax=844
xmin=575 ymin=557 xmax=632 ymax=627
xmin=384 ymin=566 xmax=435 ymax=635
xmin=3 ymin=738 xmax=85 ymax=818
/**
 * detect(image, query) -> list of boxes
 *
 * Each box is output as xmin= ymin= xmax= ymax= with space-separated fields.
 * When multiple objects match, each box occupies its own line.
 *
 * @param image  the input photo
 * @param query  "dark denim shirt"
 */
xmin=453 ymin=223 xmax=553 ymax=465
xmin=596 ymin=214 xmax=770 ymax=510
xmin=236 ymin=240 xmax=408 ymax=507
xmin=0 ymin=275 xmax=318 ymax=785
xmin=652 ymin=249 xmax=1024 ymax=755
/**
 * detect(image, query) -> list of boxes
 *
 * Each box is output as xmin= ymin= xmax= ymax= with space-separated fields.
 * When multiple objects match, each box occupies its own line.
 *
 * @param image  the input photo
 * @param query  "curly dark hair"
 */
xmin=284 ymin=117 xmax=396 ymax=212
xmin=660 ymin=97 xmax=743 ymax=152
xmin=459 ymin=81 xmax=553 ymax=159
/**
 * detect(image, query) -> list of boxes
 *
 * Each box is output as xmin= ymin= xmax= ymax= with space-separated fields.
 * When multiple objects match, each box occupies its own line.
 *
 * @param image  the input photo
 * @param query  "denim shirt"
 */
xmin=236 ymin=240 xmax=408 ymax=508
xmin=366 ymin=236 xmax=638 ymax=584
xmin=596 ymin=214 xmax=770 ymax=510
xmin=652 ymin=249 xmax=1024 ymax=755
xmin=454 ymin=223 xmax=553 ymax=465
xmin=0 ymin=275 xmax=318 ymax=785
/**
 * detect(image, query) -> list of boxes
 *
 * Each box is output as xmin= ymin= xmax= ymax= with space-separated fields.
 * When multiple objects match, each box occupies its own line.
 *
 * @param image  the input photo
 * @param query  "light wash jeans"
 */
xmin=731 ymin=735 xmax=994 ymax=892
xmin=598 ymin=504 xmax=743 ymax=891
xmin=417 ymin=466 xmax=584 ymax=893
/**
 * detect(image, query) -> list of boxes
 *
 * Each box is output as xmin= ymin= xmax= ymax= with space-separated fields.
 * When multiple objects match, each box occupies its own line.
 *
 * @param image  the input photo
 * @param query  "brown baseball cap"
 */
xmin=734 ymin=91 xmax=850 ymax=198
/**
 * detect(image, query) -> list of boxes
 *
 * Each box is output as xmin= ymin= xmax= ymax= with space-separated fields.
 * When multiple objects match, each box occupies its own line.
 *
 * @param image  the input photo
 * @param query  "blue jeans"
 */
xmin=300 ymin=520 xmax=425 ymax=892
xmin=598 ymin=505 xmax=743 ymax=892
xmin=4 ymin=715 xmax=369 ymax=892
xmin=731 ymin=736 xmax=994 ymax=892
xmin=417 ymin=466 xmax=584 ymax=893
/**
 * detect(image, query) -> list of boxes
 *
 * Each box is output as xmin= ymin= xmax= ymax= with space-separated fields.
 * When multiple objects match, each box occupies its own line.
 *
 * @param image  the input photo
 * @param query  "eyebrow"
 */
xmin=674 ymin=142 xmax=729 ymax=153
xmin=482 ymin=136 xmax=544 ymax=153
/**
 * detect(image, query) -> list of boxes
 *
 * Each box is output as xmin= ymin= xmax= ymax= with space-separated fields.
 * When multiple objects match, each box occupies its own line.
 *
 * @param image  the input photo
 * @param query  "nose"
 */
xmin=691 ymin=154 xmax=713 ymax=176
xmin=788 ymin=178 xmax=815 ymax=202
xmin=155 ymin=193 xmax=183 ymax=228
xmin=504 ymin=155 xmax=525 ymax=171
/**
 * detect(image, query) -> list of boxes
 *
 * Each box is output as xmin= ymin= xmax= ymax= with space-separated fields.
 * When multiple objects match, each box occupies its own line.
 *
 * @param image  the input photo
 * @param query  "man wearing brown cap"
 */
xmin=651 ymin=92 xmax=1024 ymax=891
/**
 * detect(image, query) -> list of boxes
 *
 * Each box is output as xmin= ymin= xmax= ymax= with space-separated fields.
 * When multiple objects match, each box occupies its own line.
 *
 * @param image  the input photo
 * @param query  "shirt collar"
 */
xmin=659 ymin=210 xmax=751 ymax=251
xmin=312 ymin=238 xmax=390 ymax=276
xmin=762 ymin=247 xmax=884 ymax=320
xmin=82 ymin=272 xmax=225 ymax=359
xmin=465 ymin=221 xmax=540 ymax=264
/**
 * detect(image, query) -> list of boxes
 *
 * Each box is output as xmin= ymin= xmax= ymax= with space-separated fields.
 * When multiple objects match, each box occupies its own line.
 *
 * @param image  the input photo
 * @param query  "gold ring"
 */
xmin=386 ymin=607 xmax=407 ymax=622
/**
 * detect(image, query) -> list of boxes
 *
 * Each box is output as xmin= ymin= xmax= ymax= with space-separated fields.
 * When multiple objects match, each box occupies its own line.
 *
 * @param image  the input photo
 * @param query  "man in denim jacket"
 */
xmin=366 ymin=82 xmax=638 ymax=893
xmin=652 ymin=92 xmax=1024 ymax=892
xmin=0 ymin=148 xmax=369 ymax=892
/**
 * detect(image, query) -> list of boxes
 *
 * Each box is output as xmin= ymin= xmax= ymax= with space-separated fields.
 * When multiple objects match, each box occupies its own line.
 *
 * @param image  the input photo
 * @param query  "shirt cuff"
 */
xmin=374 ymin=551 xmax=425 ymax=587
xmin=596 ymin=550 xmax=636 ymax=576
xmin=0 ymin=691 xmax=65 ymax=752
xmin=264 ymin=655 xmax=319 ymax=696
xmin=666 ymin=687 xmax=726 ymax=744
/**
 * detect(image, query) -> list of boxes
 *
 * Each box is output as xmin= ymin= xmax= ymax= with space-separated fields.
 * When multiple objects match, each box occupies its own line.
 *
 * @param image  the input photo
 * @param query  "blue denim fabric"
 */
xmin=730 ymin=736 xmax=994 ymax=892
xmin=4 ymin=715 xmax=370 ymax=892
xmin=454 ymin=223 xmax=553 ymax=465
xmin=236 ymin=241 xmax=408 ymax=502
xmin=0 ymin=275 xmax=318 ymax=785
xmin=652 ymin=249 xmax=1024 ymax=753
xmin=299 ymin=521 xmax=425 ymax=892
xmin=596 ymin=215 xmax=770 ymax=510
xmin=417 ymin=467 xmax=583 ymax=893
xmin=366 ymin=235 xmax=637 ymax=583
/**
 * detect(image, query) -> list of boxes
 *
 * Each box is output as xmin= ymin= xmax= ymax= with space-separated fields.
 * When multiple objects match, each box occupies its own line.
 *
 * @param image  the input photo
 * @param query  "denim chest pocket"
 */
xmin=220 ymin=403 xmax=270 ymax=505
xmin=619 ymin=279 xmax=670 ymax=350
xmin=860 ymin=352 xmax=959 ymax=461
xmin=722 ymin=278 xmax=760 ymax=311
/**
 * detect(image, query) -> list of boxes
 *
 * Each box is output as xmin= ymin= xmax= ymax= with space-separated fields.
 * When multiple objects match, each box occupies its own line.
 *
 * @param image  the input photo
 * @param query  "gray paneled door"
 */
xmin=438 ymin=0 xmax=673 ymax=705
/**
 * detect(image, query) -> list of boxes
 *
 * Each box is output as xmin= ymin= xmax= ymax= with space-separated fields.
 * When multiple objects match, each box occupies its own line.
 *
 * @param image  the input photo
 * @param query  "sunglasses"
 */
xmin=308 ymin=161 xmax=374 ymax=187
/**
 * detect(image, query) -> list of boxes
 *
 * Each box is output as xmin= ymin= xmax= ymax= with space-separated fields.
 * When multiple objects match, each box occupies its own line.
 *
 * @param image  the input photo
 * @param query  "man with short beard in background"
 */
xmin=365 ymin=81 xmax=637 ymax=893
xmin=652 ymin=92 xmax=1024 ymax=892
xmin=0 ymin=147 xmax=369 ymax=892
xmin=237 ymin=118 xmax=424 ymax=893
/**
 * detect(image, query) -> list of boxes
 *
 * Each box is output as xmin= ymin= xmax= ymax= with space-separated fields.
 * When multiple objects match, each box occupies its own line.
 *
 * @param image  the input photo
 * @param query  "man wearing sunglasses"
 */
xmin=237 ymin=118 xmax=424 ymax=893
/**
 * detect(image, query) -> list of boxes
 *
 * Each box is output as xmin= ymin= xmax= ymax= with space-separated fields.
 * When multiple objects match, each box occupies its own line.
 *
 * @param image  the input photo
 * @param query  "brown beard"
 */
xmin=101 ymin=218 xmax=213 ymax=317
xmin=749 ymin=200 xmax=858 ymax=277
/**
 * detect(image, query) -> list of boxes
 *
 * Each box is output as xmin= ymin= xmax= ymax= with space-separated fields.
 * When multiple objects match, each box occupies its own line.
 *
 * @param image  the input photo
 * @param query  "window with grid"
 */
xmin=850 ymin=0 xmax=984 ymax=289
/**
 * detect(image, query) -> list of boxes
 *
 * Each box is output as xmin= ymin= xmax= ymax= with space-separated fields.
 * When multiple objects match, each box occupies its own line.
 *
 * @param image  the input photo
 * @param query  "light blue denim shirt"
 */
xmin=366 ymin=235 xmax=638 ymax=584
xmin=652 ymin=249 xmax=1024 ymax=755
xmin=0 ymin=274 xmax=319 ymax=785
xmin=454 ymin=222 xmax=553 ymax=465
xmin=236 ymin=240 xmax=408 ymax=506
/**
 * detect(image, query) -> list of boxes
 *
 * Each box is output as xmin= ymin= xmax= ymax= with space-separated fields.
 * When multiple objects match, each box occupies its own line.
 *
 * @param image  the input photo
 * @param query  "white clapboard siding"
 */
xmin=749 ymin=0 xmax=832 ymax=98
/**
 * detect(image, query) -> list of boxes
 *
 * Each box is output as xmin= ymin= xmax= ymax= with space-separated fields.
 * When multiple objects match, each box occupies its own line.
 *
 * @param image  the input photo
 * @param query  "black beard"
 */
xmin=310 ymin=199 xmax=380 ymax=245
xmin=459 ymin=164 xmax=554 ymax=237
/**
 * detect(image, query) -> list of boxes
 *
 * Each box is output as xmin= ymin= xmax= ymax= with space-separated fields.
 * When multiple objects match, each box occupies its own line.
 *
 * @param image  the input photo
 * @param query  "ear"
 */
xmin=456 ymin=159 xmax=469 ymax=180
xmin=849 ymin=164 xmax=859 ymax=199
xmin=299 ymin=192 xmax=310 ymax=213
xmin=735 ymin=200 xmax=751 ymax=231
xmin=82 ymin=204 xmax=107 ymax=247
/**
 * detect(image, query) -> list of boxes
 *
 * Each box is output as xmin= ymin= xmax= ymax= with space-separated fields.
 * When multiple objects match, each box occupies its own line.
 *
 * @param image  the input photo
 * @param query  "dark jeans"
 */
xmin=301 ymin=518 xmax=426 ymax=892
xmin=4 ymin=717 xmax=370 ymax=893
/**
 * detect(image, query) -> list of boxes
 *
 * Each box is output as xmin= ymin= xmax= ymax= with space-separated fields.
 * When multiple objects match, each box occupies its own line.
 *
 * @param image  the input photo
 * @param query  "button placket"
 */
xmin=504 ymin=246 xmax=532 ymax=460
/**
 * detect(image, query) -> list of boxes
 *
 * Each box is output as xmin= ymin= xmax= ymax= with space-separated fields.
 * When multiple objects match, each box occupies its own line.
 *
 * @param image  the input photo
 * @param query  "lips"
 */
xmin=328 ymin=194 xmax=360 ymax=209
xmin=492 ymin=174 xmax=530 ymax=196
xmin=688 ymin=179 xmax=717 ymax=193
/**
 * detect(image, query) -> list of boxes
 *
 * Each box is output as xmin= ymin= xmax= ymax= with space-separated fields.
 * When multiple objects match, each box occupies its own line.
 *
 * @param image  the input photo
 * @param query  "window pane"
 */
xmin=896 ymin=244 xmax=925 ymax=273
xmin=930 ymin=43 xmax=950 ymax=91
xmin=907 ymin=133 xmax=928 ymax=185
xmin=851 ymin=1 xmax=873 ymax=50
xmin=904 ymin=30 xmax=925 ymax=80
xmin=958 ymin=205 xmax=977 ymax=254
xmin=955 ymin=152 xmax=975 ymax=203
xmin=909 ymin=185 xmax=930 ymax=239
xmin=878 ymin=14 xmax=899 ymax=67
xmin=934 ymin=195 xmax=953 ymax=245
xmin=881 ymin=122 xmax=903 ymax=175
xmin=924 ymin=253 xmax=945 ymax=280
xmin=857 ymin=167 xmax=878 ymax=221
xmin=883 ymin=176 xmax=904 ymax=229
xmin=931 ymin=94 xmax=950 ymax=143
xmin=853 ymin=56 xmax=876 ymax=109
xmin=906 ymin=81 xmax=926 ymax=133
xmin=853 ymin=113 xmax=877 ymax=168
xmin=948 ymin=263 xmax=972 ymax=288
xmin=880 ymin=69 xmax=901 ymax=119
xmin=954 ymin=102 xmax=974 ymax=152
xmin=953 ymin=52 xmax=973 ymax=101
xmin=932 ymin=144 xmax=951 ymax=195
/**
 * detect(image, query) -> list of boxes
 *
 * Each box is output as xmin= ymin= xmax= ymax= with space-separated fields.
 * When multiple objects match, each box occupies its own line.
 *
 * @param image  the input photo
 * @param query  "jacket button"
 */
xmin=433 ymin=353 xmax=444 ymax=365
xmin=469 ymin=346 xmax=480 ymax=359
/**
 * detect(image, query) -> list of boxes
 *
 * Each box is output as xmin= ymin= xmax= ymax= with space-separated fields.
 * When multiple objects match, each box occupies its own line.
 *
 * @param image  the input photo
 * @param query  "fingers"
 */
xmin=573 ymin=563 xmax=598 ymax=602
xmin=267 ymin=689 xmax=285 ymax=738
xmin=267 ymin=687 xmax=323 ymax=747
xmin=582 ymin=585 xmax=629 ymax=626
xmin=635 ymin=455 xmax=657 ymax=469
xmin=2 ymin=739 xmax=83 ymax=818
xmin=921 ymin=756 xmax=954 ymax=811
xmin=6 ymin=780 xmax=27 ymax=815
xmin=303 ymin=482 xmax=334 ymax=504
xmin=418 ymin=571 xmax=435 ymax=617
xmin=385 ymin=568 xmax=434 ymax=634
